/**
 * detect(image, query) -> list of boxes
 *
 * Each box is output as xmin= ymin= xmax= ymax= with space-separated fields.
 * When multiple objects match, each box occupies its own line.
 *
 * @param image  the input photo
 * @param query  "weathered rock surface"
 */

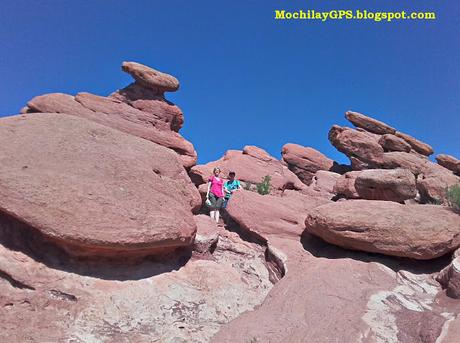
xmin=193 ymin=215 xmax=219 ymax=253
xmin=225 ymin=190 xmax=330 ymax=241
xmin=305 ymin=200 xmax=460 ymax=259
xmin=382 ymin=152 xmax=460 ymax=202
xmin=437 ymin=154 xmax=460 ymax=175
xmin=379 ymin=133 xmax=412 ymax=152
xmin=437 ymin=256 xmax=460 ymax=299
xmin=281 ymin=143 xmax=335 ymax=184
xmin=0 ymin=113 xmax=200 ymax=257
xmin=346 ymin=110 xmax=396 ymax=135
xmin=395 ymin=131 xmax=434 ymax=156
xmin=0 ymin=222 xmax=275 ymax=342
xmin=355 ymin=168 xmax=417 ymax=202
xmin=22 ymin=62 xmax=196 ymax=168
xmin=189 ymin=147 xmax=305 ymax=194
xmin=110 ymin=82 xmax=184 ymax=132
xmin=308 ymin=170 xmax=341 ymax=198
xmin=121 ymin=61 xmax=179 ymax=92
xmin=329 ymin=125 xmax=384 ymax=167
xmin=333 ymin=169 xmax=417 ymax=202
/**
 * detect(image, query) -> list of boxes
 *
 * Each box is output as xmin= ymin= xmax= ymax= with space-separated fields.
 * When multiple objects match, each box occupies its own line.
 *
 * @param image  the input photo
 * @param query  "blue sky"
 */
xmin=1 ymin=0 xmax=458 ymax=164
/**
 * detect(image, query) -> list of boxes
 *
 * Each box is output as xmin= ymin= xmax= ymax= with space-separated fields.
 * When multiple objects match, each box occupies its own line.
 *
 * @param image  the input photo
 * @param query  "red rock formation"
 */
xmin=437 ymin=154 xmax=460 ymax=175
xmin=305 ymin=200 xmax=460 ymax=259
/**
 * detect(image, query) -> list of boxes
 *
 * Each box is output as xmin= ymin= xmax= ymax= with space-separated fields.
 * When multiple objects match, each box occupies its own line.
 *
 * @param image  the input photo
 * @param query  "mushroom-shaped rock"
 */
xmin=345 ymin=111 xmax=396 ymax=135
xmin=25 ymin=92 xmax=197 ymax=168
xmin=281 ymin=143 xmax=335 ymax=185
xmin=0 ymin=113 xmax=198 ymax=257
xmin=305 ymin=200 xmax=460 ymax=260
xmin=436 ymin=154 xmax=460 ymax=175
xmin=122 ymin=61 xmax=179 ymax=92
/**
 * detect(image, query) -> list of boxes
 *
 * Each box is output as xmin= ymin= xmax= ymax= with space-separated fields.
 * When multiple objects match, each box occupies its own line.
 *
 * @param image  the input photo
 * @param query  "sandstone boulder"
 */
xmin=0 ymin=113 xmax=200 ymax=257
xmin=436 ymin=154 xmax=460 ymax=175
xmin=189 ymin=147 xmax=306 ymax=194
xmin=382 ymin=152 xmax=460 ymax=202
xmin=25 ymin=92 xmax=197 ymax=168
xmin=395 ymin=131 xmax=434 ymax=156
xmin=308 ymin=170 xmax=341 ymax=197
xmin=281 ymin=143 xmax=335 ymax=185
xmin=121 ymin=61 xmax=179 ymax=92
xmin=345 ymin=110 xmax=396 ymax=135
xmin=329 ymin=125 xmax=384 ymax=167
xmin=305 ymin=200 xmax=460 ymax=259
xmin=354 ymin=169 xmax=417 ymax=202
xmin=226 ymin=190 xmax=329 ymax=241
xmin=378 ymin=134 xmax=411 ymax=152
xmin=437 ymin=257 xmax=460 ymax=298
xmin=333 ymin=171 xmax=361 ymax=198
xmin=193 ymin=215 xmax=219 ymax=254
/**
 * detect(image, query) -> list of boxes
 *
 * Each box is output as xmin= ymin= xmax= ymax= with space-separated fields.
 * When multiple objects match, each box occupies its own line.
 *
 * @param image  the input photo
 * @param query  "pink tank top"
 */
xmin=209 ymin=176 xmax=224 ymax=197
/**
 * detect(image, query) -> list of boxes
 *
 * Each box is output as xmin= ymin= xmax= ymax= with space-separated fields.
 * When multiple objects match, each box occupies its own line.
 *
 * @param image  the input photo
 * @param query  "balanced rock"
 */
xmin=0 ymin=113 xmax=199 ymax=257
xmin=281 ymin=143 xmax=335 ymax=185
xmin=189 ymin=147 xmax=305 ymax=194
xmin=379 ymin=134 xmax=411 ymax=152
xmin=305 ymin=200 xmax=460 ymax=259
xmin=395 ymin=131 xmax=434 ymax=156
xmin=345 ymin=110 xmax=396 ymax=135
xmin=437 ymin=256 xmax=460 ymax=298
xmin=436 ymin=154 xmax=460 ymax=175
xmin=121 ymin=61 xmax=179 ymax=92
xmin=24 ymin=92 xmax=196 ymax=168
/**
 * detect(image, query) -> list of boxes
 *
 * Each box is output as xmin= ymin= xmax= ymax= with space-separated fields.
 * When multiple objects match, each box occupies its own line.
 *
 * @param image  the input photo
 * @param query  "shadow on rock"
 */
xmin=300 ymin=231 xmax=452 ymax=275
xmin=0 ymin=211 xmax=191 ymax=281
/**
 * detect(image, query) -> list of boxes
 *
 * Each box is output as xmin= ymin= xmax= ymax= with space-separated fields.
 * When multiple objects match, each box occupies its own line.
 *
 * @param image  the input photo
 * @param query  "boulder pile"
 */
xmin=1 ymin=63 xmax=459 ymax=342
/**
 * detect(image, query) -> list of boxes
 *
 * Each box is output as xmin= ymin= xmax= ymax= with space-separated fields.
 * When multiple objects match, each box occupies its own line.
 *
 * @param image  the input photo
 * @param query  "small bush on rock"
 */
xmin=447 ymin=184 xmax=460 ymax=213
xmin=256 ymin=175 xmax=272 ymax=195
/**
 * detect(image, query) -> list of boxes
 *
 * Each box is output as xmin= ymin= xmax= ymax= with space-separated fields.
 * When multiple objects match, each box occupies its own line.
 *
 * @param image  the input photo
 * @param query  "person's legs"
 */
xmin=214 ymin=209 xmax=220 ymax=223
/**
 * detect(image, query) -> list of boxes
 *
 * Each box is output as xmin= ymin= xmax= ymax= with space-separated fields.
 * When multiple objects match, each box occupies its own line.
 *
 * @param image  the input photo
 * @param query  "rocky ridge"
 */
xmin=0 ymin=63 xmax=459 ymax=342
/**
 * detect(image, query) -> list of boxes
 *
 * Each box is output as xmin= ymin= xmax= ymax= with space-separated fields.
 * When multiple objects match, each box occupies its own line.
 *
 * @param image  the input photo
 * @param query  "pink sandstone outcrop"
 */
xmin=22 ymin=62 xmax=196 ymax=168
xmin=305 ymin=200 xmax=460 ymax=259
xmin=437 ymin=256 xmax=460 ymax=299
xmin=281 ymin=143 xmax=336 ymax=184
xmin=437 ymin=154 xmax=460 ymax=175
xmin=333 ymin=171 xmax=361 ymax=198
xmin=0 ymin=113 xmax=200 ymax=257
xmin=346 ymin=110 xmax=396 ymax=134
xmin=189 ymin=146 xmax=305 ymax=194
xmin=379 ymin=133 xmax=412 ymax=152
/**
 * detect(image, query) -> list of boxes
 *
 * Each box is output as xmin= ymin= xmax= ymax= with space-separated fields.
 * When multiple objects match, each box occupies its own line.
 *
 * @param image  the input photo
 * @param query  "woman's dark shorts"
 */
xmin=208 ymin=192 xmax=224 ymax=210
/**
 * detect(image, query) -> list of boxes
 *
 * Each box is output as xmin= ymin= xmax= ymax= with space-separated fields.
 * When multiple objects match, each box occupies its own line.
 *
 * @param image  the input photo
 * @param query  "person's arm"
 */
xmin=206 ymin=180 xmax=211 ymax=199
xmin=224 ymin=182 xmax=230 ymax=194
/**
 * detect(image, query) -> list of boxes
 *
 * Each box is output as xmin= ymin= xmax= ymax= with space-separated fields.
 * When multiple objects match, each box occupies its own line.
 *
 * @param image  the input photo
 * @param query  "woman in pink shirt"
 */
xmin=206 ymin=167 xmax=225 ymax=223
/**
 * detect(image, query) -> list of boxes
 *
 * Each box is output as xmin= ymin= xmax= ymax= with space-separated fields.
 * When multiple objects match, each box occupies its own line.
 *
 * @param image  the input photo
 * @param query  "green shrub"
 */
xmin=256 ymin=175 xmax=271 ymax=195
xmin=243 ymin=181 xmax=252 ymax=191
xmin=447 ymin=184 xmax=460 ymax=213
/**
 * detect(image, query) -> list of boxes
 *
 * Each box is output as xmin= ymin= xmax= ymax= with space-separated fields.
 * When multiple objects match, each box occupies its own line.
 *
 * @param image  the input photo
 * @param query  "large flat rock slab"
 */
xmin=305 ymin=200 xmax=460 ymax=259
xmin=0 ymin=113 xmax=198 ymax=256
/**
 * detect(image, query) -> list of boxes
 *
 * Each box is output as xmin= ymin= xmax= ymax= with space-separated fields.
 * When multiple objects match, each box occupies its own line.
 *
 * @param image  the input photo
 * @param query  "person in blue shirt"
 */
xmin=223 ymin=171 xmax=242 ymax=208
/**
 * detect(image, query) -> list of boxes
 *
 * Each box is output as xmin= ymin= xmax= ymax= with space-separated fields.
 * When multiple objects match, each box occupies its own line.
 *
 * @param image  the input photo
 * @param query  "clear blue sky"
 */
xmin=1 ymin=1 xmax=458 ymax=164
